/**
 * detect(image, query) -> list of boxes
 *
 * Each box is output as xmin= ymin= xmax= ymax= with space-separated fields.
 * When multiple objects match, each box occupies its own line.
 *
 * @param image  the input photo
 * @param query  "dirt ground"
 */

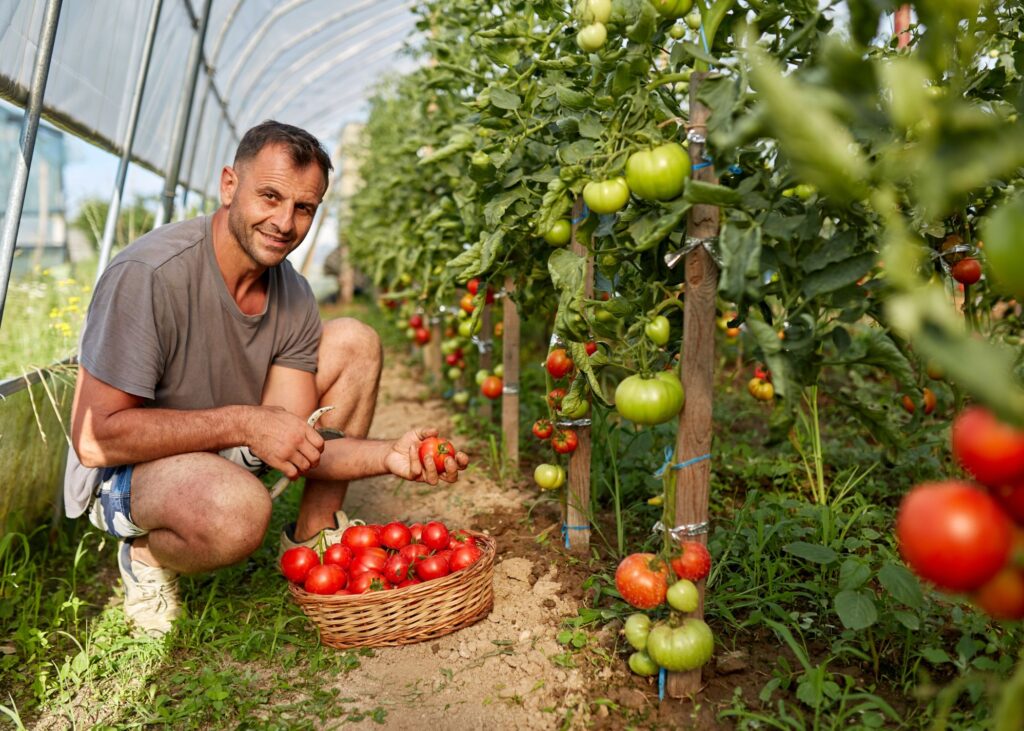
xmin=324 ymin=358 xmax=768 ymax=730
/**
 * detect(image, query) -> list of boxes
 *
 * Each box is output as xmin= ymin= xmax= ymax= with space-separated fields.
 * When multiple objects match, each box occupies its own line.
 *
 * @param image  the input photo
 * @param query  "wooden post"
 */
xmin=501 ymin=276 xmax=520 ymax=468
xmin=668 ymin=73 xmax=720 ymax=699
xmin=425 ymin=317 xmax=443 ymax=390
xmin=480 ymin=303 xmax=493 ymax=420
xmin=565 ymin=197 xmax=594 ymax=552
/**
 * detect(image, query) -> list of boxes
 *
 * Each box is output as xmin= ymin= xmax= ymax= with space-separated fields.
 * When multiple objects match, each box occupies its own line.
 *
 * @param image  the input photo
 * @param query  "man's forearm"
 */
xmin=304 ymin=437 xmax=393 ymax=482
xmin=75 ymin=404 xmax=255 ymax=468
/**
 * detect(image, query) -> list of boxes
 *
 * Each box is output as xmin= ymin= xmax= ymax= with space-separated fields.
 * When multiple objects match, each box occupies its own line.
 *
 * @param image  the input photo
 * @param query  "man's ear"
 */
xmin=220 ymin=165 xmax=238 ymax=206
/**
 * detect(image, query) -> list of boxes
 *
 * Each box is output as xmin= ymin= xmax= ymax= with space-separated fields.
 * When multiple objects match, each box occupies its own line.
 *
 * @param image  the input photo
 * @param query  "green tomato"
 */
xmin=652 ymin=0 xmax=693 ymax=18
xmin=583 ymin=177 xmax=631 ymax=215
xmin=614 ymin=371 xmax=685 ymax=425
xmin=668 ymin=23 xmax=687 ymax=39
xmin=645 ymin=619 xmax=714 ymax=672
xmin=475 ymin=369 xmax=491 ymax=386
xmin=577 ymin=22 xmax=607 ymax=52
xmin=644 ymin=315 xmax=671 ymax=346
xmin=534 ymin=463 xmax=566 ymax=490
xmin=543 ymin=219 xmax=572 ymax=247
xmin=493 ymin=363 xmax=504 ymax=378
xmin=628 ymin=651 xmax=660 ymax=677
xmin=560 ymin=396 xmax=590 ymax=419
xmin=666 ymin=580 xmax=699 ymax=612
xmin=576 ymin=0 xmax=611 ymax=23
xmin=458 ymin=319 xmax=481 ymax=338
xmin=685 ymin=10 xmax=702 ymax=29
xmin=980 ymin=195 xmax=1024 ymax=299
xmin=625 ymin=143 xmax=691 ymax=202
xmin=794 ymin=183 xmax=816 ymax=200
xmin=447 ymin=367 xmax=462 ymax=381
xmin=452 ymin=390 xmax=469 ymax=405
xmin=440 ymin=338 xmax=460 ymax=356
xmin=624 ymin=613 xmax=652 ymax=651
xmin=405 ymin=327 xmax=416 ymax=340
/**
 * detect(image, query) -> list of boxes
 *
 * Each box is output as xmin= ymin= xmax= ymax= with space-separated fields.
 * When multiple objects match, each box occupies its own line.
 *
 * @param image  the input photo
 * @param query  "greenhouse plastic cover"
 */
xmin=0 ymin=0 xmax=422 ymax=197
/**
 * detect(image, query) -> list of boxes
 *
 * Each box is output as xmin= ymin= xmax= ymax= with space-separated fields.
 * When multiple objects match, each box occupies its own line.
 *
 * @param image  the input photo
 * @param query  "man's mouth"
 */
xmin=258 ymin=229 xmax=293 ymax=247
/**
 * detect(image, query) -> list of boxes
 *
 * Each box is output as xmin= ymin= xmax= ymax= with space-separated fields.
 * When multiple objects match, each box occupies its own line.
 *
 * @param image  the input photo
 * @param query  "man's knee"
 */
xmin=320 ymin=317 xmax=382 ymax=374
xmin=197 ymin=473 xmax=272 ymax=564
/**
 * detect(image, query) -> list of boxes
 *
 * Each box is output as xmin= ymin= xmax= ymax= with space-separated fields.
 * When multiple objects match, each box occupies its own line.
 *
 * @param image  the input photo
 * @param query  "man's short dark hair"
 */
xmin=234 ymin=120 xmax=333 ymax=186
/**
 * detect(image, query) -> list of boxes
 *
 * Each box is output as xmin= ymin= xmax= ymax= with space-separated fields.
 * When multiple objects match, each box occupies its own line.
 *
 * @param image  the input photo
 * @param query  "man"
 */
xmin=65 ymin=121 xmax=468 ymax=636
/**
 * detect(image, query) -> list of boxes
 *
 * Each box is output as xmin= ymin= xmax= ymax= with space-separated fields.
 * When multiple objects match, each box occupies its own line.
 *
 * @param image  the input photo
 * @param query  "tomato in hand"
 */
xmin=670 ymin=541 xmax=711 ymax=581
xmin=280 ymin=546 xmax=319 ymax=584
xmin=952 ymin=406 xmax=1024 ymax=487
xmin=304 ymin=564 xmax=346 ymax=595
xmin=380 ymin=521 xmax=412 ymax=550
xmin=419 ymin=436 xmax=456 ymax=473
xmin=532 ymin=419 xmax=554 ymax=440
xmin=552 ymin=429 xmax=579 ymax=454
xmin=546 ymin=348 xmax=574 ymax=379
xmin=615 ymin=553 xmax=671 ymax=609
xmin=481 ymin=375 xmax=503 ymax=400
xmin=896 ymin=480 xmax=1014 ymax=592
xmin=421 ymin=521 xmax=450 ymax=551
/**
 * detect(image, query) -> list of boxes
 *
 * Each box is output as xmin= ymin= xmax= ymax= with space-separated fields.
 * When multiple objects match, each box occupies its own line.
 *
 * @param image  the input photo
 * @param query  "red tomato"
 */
xmin=670 ymin=541 xmax=712 ymax=581
xmin=896 ymin=480 xmax=1014 ymax=592
xmin=450 ymin=545 xmax=483 ymax=572
xmin=952 ymin=407 xmax=1024 ymax=487
xmin=615 ymin=553 xmax=671 ymax=609
xmin=448 ymin=529 xmax=478 ymax=549
xmin=445 ymin=352 xmax=460 ymax=366
xmin=951 ymin=258 xmax=982 ymax=285
xmin=481 ymin=375 xmax=503 ymax=400
xmin=304 ymin=564 xmax=346 ymax=594
xmin=422 ymin=521 xmax=450 ymax=551
xmin=414 ymin=327 xmax=431 ymax=345
xmin=459 ymin=292 xmax=476 ymax=314
xmin=323 ymin=543 xmax=353 ymax=570
xmin=532 ymin=419 xmax=554 ymax=440
xmin=397 ymin=577 xmax=422 ymax=588
xmin=547 ymin=388 xmax=567 ymax=410
xmin=552 ymin=429 xmax=579 ymax=454
xmin=409 ymin=523 xmax=424 ymax=543
xmin=415 ymin=554 xmax=451 ymax=581
xmin=399 ymin=543 xmax=431 ymax=562
xmin=972 ymin=566 xmax=1024 ymax=620
xmin=280 ymin=546 xmax=319 ymax=584
xmin=585 ymin=341 xmax=598 ymax=356
xmin=341 ymin=525 xmax=380 ymax=551
xmin=348 ymin=570 xmax=387 ymax=594
xmin=380 ymin=521 xmax=412 ymax=550
xmin=419 ymin=437 xmax=456 ymax=473
xmin=350 ymin=547 xmax=388 ymax=576
xmin=546 ymin=349 xmax=574 ymax=379
xmin=467 ymin=278 xmax=495 ymax=303
xmin=384 ymin=554 xmax=414 ymax=584
xmin=408 ymin=314 xmax=424 ymax=329
xmin=991 ymin=479 xmax=1024 ymax=523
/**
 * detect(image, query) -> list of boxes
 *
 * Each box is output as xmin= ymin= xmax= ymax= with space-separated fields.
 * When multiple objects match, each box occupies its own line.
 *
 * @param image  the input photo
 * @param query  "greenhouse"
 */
xmin=1 ymin=0 xmax=1023 ymax=728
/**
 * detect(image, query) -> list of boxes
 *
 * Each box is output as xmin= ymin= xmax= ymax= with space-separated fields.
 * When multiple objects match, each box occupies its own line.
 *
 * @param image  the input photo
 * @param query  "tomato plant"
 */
xmin=615 ymin=553 xmax=670 ymax=610
xmin=644 ymin=315 xmax=671 ymax=346
xmin=533 ymin=463 xmax=566 ymax=490
xmin=645 ymin=619 xmax=714 ymax=672
xmin=614 ymin=372 xmax=685 ymax=426
xmin=623 ymin=613 xmax=651 ymax=651
xmin=582 ymin=178 xmax=630 ymax=215
xmin=666 ymin=579 xmax=699 ymax=613
xmin=951 ymin=258 xmax=982 ymax=285
xmin=624 ymin=143 xmax=690 ymax=201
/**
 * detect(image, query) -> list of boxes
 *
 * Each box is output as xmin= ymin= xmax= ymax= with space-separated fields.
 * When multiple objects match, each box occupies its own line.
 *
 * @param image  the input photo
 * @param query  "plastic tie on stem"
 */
xmin=658 ymin=667 xmax=667 ymax=701
xmin=556 ymin=417 xmax=592 ymax=428
xmin=561 ymin=523 xmax=589 ymax=549
xmin=664 ymin=235 xmax=721 ymax=270
xmin=502 ymin=383 xmax=519 ymax=395
xmin=472 ymin=336 xmax=493 ymax=354
xmin=571 ymin=202 xmax=590 ymax=225
xmin=653 ymin=446 xmax=711 ymax=478
xmin=652 ymin=519 xmax=710 ymax=541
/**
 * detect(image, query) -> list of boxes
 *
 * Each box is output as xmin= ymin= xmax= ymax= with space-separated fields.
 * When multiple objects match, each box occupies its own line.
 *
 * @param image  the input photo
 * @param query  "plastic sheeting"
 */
xmin=0 ymin=0 xmax=422 ymax=197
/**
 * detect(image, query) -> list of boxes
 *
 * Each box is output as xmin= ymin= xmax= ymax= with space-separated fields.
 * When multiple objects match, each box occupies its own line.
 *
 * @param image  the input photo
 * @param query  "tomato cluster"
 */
xmin=280 ymin=520 xmax=484 ymax=596
xmin=897 ymin=406 xmax=1024 ymax=619
xmin=614 ymin=545 xmax=715 ymax=676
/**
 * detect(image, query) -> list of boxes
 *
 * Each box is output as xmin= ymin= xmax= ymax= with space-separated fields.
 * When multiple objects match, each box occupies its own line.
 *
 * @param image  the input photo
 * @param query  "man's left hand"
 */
xmin=385 ymin=428 xmax=470 ymax=485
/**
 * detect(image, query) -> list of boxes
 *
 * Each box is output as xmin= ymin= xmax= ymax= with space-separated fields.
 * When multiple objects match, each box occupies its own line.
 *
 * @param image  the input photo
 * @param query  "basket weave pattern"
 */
xmin=289 ymin=530 xmax=496 ymax=648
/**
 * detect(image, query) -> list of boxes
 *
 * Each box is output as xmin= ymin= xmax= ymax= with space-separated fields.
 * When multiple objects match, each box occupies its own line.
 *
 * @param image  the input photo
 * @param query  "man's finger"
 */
xmin=455 ymin=451 xmax=470 ymax=468
xmin=423 ymin=450 xmax=439 ymax=485
xmin=408 ymin=443 xmax=422 ymax=480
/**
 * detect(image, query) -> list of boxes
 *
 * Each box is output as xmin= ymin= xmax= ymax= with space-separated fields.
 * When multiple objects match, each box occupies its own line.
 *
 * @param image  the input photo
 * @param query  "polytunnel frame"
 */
xmin=0 ymin=0 xmax=412 ymax=394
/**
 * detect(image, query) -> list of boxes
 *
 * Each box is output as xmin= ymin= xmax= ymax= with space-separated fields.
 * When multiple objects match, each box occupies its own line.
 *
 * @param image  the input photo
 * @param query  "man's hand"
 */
xmin=384 ymin=427 xmax=470 ymax=485
xmin=248 ymin=405 xmax=325 ymax=479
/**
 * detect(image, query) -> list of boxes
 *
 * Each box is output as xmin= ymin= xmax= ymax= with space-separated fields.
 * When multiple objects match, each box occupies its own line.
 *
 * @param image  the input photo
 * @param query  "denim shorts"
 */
xmin=86 ymin=446 xmax=268 ymax=540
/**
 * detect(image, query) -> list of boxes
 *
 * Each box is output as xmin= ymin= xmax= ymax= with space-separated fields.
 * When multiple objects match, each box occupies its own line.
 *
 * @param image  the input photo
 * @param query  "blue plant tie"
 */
xmin=658 ymin=667 xmax=667 ymax=701
xmin=571 ymin=202 xmax=590 ymax=225
xmin=654 ymin=446 xmax=712 ymax=478
xmin=561 ymin=523 xmax=589 ymax=548
xmin=700 ymin=25 xmax=710 ymax=56
xmin=727 ymin=164 xmax=743 ymax=175
xmin=691 ymin=159 xmax=713 ymax=170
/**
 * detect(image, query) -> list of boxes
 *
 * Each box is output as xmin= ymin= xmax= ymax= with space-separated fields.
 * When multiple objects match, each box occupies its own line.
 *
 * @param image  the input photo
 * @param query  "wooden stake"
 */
xmin=501 ymin=276 xmax=520 ymax=468
xmin=480 ymin=304 xmax=493 ymax=420
xmin=565 ymin=197 xmax=594 ymax=552
xmin=668 ymin=72 xmax=720 ymax=699
xmin=425 ymin=318 xmax=443 ymax=391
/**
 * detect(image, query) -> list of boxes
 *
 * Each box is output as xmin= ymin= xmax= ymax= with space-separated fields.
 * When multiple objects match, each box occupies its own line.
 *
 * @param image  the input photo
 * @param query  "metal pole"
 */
xmin=97 ymin=0 xmax=163 ymax=281
xmin=159 ymin=0 xmax=212 ymax=224
xmin=199 ymin=119 xmax=227 ymax=212
xmin=179 ymin=72 xmax=211 ymax=215
xmin=0 ymin=0 xmax=63 ymax=330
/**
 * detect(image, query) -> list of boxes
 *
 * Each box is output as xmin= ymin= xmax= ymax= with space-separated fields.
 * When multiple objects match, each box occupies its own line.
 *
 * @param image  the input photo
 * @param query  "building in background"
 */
xmin=0 ymin=107 xmax=68 ymax=276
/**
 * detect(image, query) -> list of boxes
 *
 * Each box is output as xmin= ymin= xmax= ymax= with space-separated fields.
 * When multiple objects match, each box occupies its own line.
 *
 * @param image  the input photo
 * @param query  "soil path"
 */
xmin=330 ymin=359 xmax=607 ymax=730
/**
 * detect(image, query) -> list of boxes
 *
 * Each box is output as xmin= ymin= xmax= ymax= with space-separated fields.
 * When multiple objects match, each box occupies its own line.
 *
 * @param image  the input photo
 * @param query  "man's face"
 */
xmin=221 ymin=143 xmax=327 ymax=269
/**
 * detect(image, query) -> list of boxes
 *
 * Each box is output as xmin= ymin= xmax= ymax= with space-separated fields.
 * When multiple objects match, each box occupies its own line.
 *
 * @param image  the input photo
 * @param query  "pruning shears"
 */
xmin=268 ymin=405 xmax=337 ymax=500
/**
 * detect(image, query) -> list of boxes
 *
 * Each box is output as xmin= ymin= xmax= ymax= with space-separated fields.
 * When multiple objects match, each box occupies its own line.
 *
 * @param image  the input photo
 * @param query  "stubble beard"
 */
xmin=227 ymin=206 xmax=291 ymax=269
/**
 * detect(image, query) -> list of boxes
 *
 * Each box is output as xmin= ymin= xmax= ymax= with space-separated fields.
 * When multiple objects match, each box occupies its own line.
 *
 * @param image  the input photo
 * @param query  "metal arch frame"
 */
xmin=247 ymin=31 xmax=414 ymax=130
xmin=232 ymin=9 xmax=415 ymax=124
xmin=227 ymin=0 xmax=411 ymax=111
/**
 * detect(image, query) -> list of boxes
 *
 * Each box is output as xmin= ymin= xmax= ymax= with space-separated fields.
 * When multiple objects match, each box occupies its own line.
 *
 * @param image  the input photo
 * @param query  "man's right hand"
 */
xmin=247 ymin=405 xmax=325 ymax=479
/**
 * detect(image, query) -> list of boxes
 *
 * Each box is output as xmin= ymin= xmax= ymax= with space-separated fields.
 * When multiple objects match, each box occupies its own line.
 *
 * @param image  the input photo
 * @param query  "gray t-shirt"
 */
xmin=63 ymin=215 xmax=322 ymax=517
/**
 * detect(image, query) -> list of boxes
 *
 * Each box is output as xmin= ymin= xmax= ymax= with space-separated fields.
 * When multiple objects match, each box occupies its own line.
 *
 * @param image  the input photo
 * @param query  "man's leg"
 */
xmin=129 ymin=452 xmax=272 ymax=574
xmin=292 ymin=317 xmax=383 ymax=541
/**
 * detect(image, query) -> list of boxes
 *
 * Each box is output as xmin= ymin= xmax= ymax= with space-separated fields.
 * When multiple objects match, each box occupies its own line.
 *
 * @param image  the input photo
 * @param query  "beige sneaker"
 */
xmin=118 ymin=540 xmax=181 ymax=637
xmin=278 ymin=510 xmax=350 ymax=559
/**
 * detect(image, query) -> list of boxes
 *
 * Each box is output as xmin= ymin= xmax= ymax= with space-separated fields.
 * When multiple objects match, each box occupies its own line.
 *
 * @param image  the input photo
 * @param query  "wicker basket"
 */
xmin=289 ymin=530 xmax=496 ymax=649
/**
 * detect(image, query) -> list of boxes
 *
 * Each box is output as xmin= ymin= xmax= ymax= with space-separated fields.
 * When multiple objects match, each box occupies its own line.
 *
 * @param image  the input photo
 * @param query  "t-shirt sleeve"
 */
xmin=79 ymin=260 xmax=169 ymax=400
xmin=271 ymin=276 xmax=322 ymax=373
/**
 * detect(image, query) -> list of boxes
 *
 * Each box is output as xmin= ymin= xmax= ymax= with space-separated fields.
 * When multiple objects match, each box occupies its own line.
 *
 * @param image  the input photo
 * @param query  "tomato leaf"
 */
xmin=627 ymin=198 xmax=690 ymax=252
xmin=419 ymin=128 xmax=474 ymax=165
xmin=718 ymin=221 xmax=763 ymax=303
xmin=800 ymin=253 xmax=876 ymax=299
xmin=569 ymin=340 xmax=608 ymax=404
xmin=684 ymin=180 xmax=741 ymax=207
xmin=674 ymin=42 xmax=721 ymax=67
xmin=488 ymin=86 xmax=522 ymax=111
xmin=877 ymin=562 xmax=924 ymax=609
